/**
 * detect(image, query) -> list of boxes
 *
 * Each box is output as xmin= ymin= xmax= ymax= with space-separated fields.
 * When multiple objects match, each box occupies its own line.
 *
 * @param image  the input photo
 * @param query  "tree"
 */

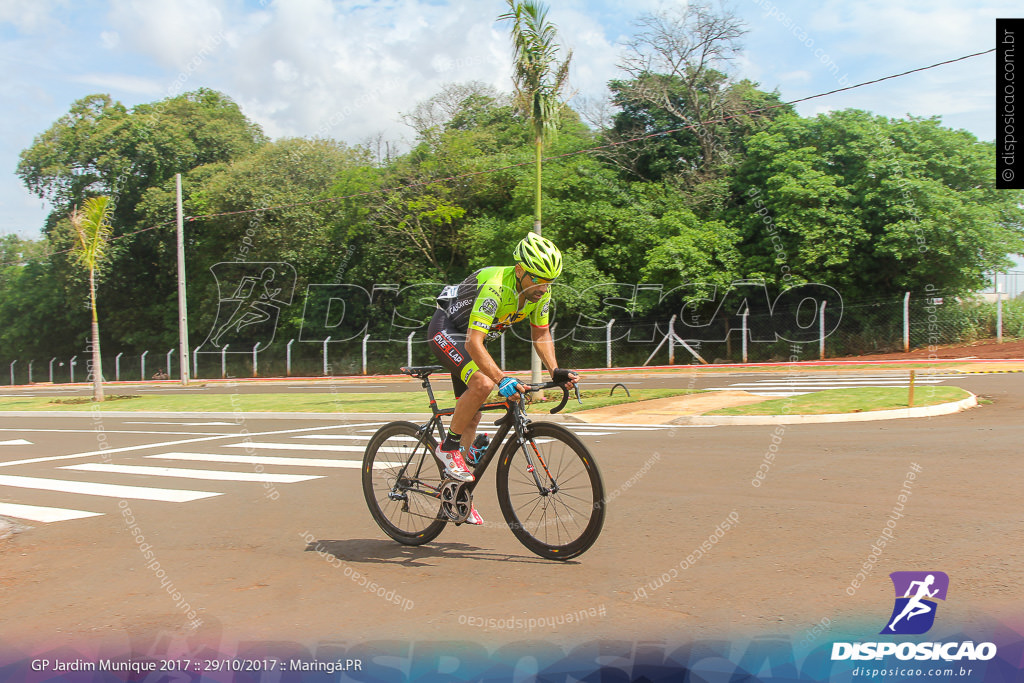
xmin=499 ymin=0 xmax=572 ymax=232
xmin=731 ymin=110 xmax=1024 ymax=299
xmin=500 ymin=0 xmax=573 ymax=385
xmin=17 ymin=89 xmax=266 ymax=355
xmin=613 ymin=2 xmax=750 ymax=182
xmin=70 ymin=196 xmax=114 ymax=401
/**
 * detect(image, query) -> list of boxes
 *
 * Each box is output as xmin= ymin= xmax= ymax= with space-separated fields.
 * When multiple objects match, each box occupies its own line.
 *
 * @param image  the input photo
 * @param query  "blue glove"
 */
xmin=498 ymin=377 xmax=521 ymax=398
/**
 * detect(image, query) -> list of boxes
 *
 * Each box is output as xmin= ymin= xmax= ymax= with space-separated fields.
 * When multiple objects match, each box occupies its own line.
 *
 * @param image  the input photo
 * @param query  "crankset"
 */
xmin=439 ymin=480 xmax=473 ymax=524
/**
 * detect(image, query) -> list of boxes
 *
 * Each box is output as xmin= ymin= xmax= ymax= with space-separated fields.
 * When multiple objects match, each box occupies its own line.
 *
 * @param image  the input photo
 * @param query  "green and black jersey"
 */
xmin=436 ymin=266 xmax=550 ymax=341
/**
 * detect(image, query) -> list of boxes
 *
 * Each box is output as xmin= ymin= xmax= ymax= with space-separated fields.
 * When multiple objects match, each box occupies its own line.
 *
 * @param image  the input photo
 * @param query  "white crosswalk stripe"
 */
xmin=0 ymin=421 xmax=656 ymax=526
xmin=60 ymin=463 xmax=322 ymax=483
xmin=0 ymin=502 xmax=102 ymax=523
xmin=0 ymin=474 xmax=221 ymax=502
xmin=149 ymin=452 xmax=401 ymax=469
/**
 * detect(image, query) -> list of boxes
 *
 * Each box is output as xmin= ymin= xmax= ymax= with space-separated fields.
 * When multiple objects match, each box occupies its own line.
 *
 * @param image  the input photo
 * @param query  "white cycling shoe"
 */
xmin=434 ymin=445 xmax=475 ymax=482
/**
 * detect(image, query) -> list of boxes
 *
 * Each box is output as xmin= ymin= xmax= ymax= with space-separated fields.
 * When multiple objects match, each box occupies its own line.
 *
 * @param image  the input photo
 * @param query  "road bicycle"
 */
xmin=361 ymin=366 xmax=605 ymax=560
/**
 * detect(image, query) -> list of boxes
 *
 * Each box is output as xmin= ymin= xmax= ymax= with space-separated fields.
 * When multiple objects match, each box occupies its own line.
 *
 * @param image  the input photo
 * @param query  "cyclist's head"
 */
xmin=513 ymin=233 xmax=563 ymax=281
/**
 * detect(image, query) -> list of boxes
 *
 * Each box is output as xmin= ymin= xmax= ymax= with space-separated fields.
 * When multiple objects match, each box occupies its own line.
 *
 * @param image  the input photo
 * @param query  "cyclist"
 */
xmin=428 ymin=233 xmax=578 ymax=524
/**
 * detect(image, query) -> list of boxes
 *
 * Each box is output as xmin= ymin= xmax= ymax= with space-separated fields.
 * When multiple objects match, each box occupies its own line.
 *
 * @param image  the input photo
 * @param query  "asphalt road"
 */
xmin=0 ymin=372 xmax=1019 ymax=667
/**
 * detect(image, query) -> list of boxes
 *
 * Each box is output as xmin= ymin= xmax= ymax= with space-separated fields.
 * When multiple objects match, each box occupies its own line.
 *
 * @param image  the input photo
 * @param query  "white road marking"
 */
xmin=285 ymin=385 xmax=386 ymax=389
xmin=150 ymin=453 xmax=401 ymax=469
xmin=61 ymin=463 xmax=322 ymax=483
xmin=0 ymin=439 xmax=33 ymax=446
xmin=0 ymin=423 xmax=384 ymax=469
xmin=223 ymin=441 xmax=441 ymax=454
xmin=123 ymin=421 xmax=240 ymax=426
xmin=0 ymin=502 xmax=103 ymax=523
xmin=0 ymin=475 xmax=220 ymax=502
xmin=0 ymin=429 xmax=233 ymax=436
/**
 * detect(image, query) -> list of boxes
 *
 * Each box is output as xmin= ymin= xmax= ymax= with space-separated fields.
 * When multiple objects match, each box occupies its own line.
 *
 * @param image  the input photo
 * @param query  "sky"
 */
xmin=0 ymin=0 xmax=1014 ymax=243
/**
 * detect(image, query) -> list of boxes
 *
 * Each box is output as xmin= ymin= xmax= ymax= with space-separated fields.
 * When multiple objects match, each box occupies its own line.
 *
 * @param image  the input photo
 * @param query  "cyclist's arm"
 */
xmin=531 ymin=325 xmax=579 ymax=387
xmin=465 ymin=328 xmax=506 ymax=385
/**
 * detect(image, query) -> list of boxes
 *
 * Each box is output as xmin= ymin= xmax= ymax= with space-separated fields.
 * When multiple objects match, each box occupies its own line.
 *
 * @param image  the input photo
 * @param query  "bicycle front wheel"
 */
xmin=495 ymin=422 xmax=605 ymax=560
xmin=362 ymin=421 xmax=447 ymax=545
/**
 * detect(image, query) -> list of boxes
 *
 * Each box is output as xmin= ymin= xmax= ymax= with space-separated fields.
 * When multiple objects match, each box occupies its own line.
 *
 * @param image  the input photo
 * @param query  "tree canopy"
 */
xmin=2 ymin=62 xmax=1020 ymax=368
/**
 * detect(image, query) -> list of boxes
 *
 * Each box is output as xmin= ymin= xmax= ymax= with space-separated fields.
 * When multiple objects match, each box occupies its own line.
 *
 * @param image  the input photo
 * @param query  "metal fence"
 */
xmin=5 ymin=291 xmax=1023 ymax=385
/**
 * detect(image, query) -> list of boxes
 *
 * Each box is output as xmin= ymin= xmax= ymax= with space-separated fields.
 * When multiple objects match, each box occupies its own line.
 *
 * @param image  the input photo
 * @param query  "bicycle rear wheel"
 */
xmin=362 ymin=421 xmax=447 ymax=545
xmin=495 ymin=422 xmax=605 ymax=560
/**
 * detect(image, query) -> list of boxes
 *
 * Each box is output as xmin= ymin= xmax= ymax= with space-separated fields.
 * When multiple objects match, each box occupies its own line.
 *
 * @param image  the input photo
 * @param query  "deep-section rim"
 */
xmin=495 ymin=422 xmax=605 ymax=560
xmin=362 ymin=421 xmax=447 ymax=545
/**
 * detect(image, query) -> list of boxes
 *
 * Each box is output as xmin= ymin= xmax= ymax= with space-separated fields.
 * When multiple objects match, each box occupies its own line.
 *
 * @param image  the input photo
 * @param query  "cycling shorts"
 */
xmin=428 ymin=310 xmax=480 ymax=398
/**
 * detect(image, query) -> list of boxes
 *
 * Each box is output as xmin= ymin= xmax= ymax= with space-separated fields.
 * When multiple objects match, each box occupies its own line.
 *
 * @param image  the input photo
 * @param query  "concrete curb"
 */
xmin=664 ymin=393 xmax=978 ymax=426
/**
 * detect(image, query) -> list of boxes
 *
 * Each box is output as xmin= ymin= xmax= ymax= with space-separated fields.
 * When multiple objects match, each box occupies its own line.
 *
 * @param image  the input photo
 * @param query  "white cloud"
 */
xmin=0 ymin=0 xmax=68 ymax=33
xmin=1 ymin=0 xmax=1016 ymax=238
xmin=71 ymin=72 xmax=162 ymax=96
xmin=107 ymin=0 xmax=228 ymax=69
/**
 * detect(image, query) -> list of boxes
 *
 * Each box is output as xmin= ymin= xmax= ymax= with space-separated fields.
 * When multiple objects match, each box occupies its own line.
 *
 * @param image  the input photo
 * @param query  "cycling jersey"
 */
xmin=430 ymin=266 xmax=550 ymax=396
xmin=435 ymin=266 xmax=550 ymax=341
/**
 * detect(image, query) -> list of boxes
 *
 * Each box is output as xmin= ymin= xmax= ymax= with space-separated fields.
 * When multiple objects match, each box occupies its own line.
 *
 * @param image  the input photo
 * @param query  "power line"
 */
xmin=0 ymin=48 xmax=996 ymax=268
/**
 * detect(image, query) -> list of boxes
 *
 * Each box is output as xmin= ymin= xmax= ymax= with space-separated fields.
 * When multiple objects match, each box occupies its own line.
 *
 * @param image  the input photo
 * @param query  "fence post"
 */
xmin=140 ymin=351 xmax=148 ymax=381
xmin=115 ymin=352 xmax=123 ymax=381
xmin=220 ymin=345 xmax=229 ymax=379
xmin=70 ymin=356 xmax=77 ymax=383
xmin=606 ymin=319 xmax=615 ymax=368
xmin=903 ymin=291 xmax=911 ymax=353
xmin=819 ymin=300 xmax=827 ymax=360
xmin=192 ymin=348 xmax=199 ymax=380
xmin=362 ymin=334 xmax=370 ymax=375
xmin=49 ymin=357 xmax=56 ymax=383
xmin=407 ymin=331 xmax=415 ymax=368
xmin=166 ymin=348 xmax=174 ymax=379
xmin=668 ymin=315 xmax=676 ymax=365
xmin=9 ymin=360 xmax=15 ymax=386
xmin=252 ymin=343 xmax=259 ymax=377
xmin=997 ymin=281 xmax=1004 ymax=343
xmin=741 ymin=311 xmax=749 ymax=363
xmin=500 ymin=332 xmax=506 ymax=370
xmin=28 ymin=359 xmax=33 ymax=384
xmin=286 ymin=339 xmax=294 ymax=376
xmin=323 ymin=337 xmax=331 ymax=377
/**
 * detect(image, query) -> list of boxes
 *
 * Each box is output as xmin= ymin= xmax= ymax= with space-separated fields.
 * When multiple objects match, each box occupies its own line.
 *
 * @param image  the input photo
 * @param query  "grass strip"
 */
xmin=705 ymin=386 xmax=971 ymax=416
xmin=0 ymin=387 xmax=703 ymax=414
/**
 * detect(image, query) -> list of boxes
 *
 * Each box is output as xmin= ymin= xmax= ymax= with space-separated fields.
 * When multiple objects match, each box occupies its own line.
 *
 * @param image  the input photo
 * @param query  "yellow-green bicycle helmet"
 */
xmin=513 ymin=233 xmax=563 ymax=280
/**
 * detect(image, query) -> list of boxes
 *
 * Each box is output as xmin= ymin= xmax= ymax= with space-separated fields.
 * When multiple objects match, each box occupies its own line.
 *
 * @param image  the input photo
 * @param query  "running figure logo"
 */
xmin=200 ymin=262 xmax=297 ymax=352
xmin=881 ymin=571 xmax=949 ymax=635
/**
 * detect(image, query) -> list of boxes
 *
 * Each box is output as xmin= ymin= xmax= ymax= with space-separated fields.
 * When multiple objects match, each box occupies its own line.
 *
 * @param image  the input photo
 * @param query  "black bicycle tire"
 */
xmin=362 ymin=421 xmax=447 ymax=545
xmin=495 ymin=422 xmax=605 ymax=560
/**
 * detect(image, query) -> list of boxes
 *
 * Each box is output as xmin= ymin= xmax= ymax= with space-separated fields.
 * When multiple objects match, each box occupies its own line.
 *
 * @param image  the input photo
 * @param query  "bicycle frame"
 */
xmin=408 ymin=371 xmax=532 ymax=493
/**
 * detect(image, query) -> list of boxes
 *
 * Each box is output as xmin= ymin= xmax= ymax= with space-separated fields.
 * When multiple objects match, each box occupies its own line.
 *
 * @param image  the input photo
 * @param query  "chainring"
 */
xmin=439 ymin=480 xmax=473 ymax=524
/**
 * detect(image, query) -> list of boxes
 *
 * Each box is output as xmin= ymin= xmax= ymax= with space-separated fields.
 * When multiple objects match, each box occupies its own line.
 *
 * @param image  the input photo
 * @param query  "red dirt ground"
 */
xmin=836 ymin=337 xmax=1024 ymax=361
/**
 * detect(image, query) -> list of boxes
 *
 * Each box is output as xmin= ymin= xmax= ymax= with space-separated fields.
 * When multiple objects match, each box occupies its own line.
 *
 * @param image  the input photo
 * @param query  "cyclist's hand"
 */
xmin=498 ymin=376 xmax=524 ymax=399
xmin=552 ymin=368 xmax=579 ymax=387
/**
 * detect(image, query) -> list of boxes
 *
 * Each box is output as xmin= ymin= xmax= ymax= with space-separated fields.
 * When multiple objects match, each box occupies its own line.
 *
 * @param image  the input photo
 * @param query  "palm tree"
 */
xmin=500 ymin=0 xmax=572 ymax=386
xmin=70 ymin=196 xmax=113 ymax=402
xmin=500 ymin=0 xmax=572 ymax=234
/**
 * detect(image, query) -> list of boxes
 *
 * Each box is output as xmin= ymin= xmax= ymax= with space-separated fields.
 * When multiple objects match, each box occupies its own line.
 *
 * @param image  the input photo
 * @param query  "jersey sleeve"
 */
xmin=530 ymin=292 xmax=551 ymax=327
xmin=467 ymin=271 xmax=506 ymax=335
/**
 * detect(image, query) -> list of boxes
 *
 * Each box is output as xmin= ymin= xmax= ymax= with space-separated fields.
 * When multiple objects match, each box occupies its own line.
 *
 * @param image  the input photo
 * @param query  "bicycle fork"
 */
xmin=517 ymin=434 xmax=559 ymax=496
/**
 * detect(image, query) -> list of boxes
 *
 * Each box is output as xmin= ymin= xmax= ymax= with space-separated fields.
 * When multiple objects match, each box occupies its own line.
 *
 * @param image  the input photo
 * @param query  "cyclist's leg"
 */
xmin=428 ymin=315 xmax=482 ymax=481
xmin=453 ymin=370 xmax=490 ymax=451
